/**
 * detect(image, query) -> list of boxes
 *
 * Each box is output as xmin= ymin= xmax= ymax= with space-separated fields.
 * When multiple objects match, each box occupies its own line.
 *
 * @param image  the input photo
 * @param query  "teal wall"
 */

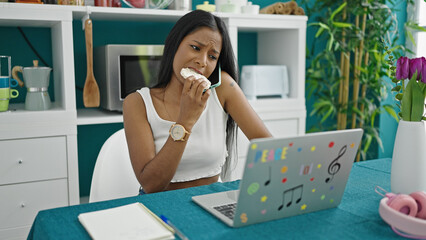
xmin=0 ymin=0 xmax=406 ymax=197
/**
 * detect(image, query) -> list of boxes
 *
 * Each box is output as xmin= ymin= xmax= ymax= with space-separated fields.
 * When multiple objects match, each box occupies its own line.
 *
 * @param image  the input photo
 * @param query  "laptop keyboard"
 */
xmin=213 ymin=203 xmax=237 ymax=220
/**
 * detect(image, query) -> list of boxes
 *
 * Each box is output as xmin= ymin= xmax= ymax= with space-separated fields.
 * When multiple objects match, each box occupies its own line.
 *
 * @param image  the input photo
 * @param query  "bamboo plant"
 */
xmin=300 ymin=0 xmax=412 ymax=161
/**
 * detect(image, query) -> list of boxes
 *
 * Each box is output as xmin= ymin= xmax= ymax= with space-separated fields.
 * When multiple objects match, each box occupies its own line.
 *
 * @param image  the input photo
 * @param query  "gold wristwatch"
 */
xmin=169 ymin=123 xmax=190 ymax=141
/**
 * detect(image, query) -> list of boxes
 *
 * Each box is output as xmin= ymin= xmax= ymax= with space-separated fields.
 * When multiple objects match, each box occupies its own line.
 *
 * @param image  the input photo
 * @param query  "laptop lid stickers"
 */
xmin=233 ymin=129 xmax=363 ymax=227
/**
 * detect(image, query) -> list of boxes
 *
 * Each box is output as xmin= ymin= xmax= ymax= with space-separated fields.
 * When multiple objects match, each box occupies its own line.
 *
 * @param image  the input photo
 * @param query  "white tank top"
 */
xmin=137 ymin=87 xmax=228 ymax=182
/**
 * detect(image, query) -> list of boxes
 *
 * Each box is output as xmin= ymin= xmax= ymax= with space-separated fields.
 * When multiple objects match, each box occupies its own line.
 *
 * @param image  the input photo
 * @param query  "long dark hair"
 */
xmin=154 ymin=10 xmax=238 ymax=180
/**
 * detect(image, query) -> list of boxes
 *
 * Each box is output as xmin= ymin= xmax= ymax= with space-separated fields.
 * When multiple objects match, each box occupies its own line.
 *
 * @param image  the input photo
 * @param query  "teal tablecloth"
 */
xmin=28 ymin=158 xmax=402 ymax=240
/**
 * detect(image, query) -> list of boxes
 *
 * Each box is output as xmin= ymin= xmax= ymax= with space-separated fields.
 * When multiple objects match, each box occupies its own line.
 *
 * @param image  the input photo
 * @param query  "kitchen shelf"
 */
xmin=77 ymin=108 xmax=122 ymax=125
xmin=76 ymin=97 xmax=305 ymax=125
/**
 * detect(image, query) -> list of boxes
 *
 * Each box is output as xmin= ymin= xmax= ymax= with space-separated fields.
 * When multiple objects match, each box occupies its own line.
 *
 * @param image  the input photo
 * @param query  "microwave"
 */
xmin=94 ymin=44 xmax=164 ymax=111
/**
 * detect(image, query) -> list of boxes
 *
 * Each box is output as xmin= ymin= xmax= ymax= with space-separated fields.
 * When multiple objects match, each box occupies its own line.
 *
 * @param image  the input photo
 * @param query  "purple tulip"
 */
xmin=396 ymin=56 xmax=409 ymax=80
xmin=422 ymin=57 xmax=426 ymax=84
xmin=409 ymin=57 xmax=423 ymax=80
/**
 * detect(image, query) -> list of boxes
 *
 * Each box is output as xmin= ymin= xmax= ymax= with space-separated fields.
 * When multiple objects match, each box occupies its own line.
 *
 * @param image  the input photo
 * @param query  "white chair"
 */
xmin=89 ymin=128 xmax=141 ymax=203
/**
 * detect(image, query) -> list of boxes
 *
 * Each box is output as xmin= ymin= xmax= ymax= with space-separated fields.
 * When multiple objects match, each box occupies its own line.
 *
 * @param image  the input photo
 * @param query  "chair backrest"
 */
xmin=89 ymin=128 xmax=140 ymax=203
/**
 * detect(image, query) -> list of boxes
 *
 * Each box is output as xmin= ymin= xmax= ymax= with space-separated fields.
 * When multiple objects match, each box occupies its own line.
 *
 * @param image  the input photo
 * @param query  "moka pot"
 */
xmin=12 ymin=63 xmax=52 ymax=111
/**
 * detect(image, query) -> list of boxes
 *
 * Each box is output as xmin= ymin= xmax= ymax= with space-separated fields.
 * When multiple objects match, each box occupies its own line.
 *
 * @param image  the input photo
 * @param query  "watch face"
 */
xmin=171 ymin=125 xmax=185 ymax=140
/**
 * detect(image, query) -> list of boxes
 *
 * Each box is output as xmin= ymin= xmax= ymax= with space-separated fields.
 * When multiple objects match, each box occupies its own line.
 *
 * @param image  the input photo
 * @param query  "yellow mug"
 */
xmin=0 ymin=88 xmax=19 ymax=99
xmin=0 ymin=99 xmax=9 ymax=112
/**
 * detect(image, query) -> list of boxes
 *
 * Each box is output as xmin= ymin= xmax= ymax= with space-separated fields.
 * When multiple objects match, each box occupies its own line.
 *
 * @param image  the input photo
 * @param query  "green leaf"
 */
xmin=327 ymin=34 xmax=334 ymax=51
xmin=334 ymin=42 xmax=340 ymax=51
xmin=315 ymin=27 xmax=325 ymax=38
xmin=363 ymin=134 xmax=372 ymax=153
xmin=406 ymin=22 xmax=426 ymax=32
xmin=332 ymin=22 xmax=353 ymax=28
xmin=352 ymin=107 xmax=364 ymax=119
xmin=321 ymin=107 xmax=334 ymax=123
xmin=406 ymin=31 xmax=416 ymax=47
xmin=354 ymin=65 xmax=367 ymax=74
xmin=410 ymin=80 xmax=425 ymax=121
xmin=330 ymin=2 xmax=347 ymax=22
xmin=383 ymin=105 xmax=399 ymax=122
xmin=421 ymin=82 xmax=426 ymax=97
xmin=310 ymin=70 xmax=323 ymax=78
xmin=392 ymin=85 xmax=402 ymax=92
xmin=395 ymin=93 xmax=403 ymax=100
xmin=371 ymin=109 xmax=379 ymax=128
xmin=318 ymin=22 xmax=330 ymax=30
xmin=401 ymin=72 xmax=416 ymax=121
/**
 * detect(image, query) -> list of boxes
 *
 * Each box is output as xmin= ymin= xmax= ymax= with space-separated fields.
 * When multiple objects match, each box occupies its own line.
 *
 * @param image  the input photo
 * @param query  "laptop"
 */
xmin=192 ymin=129 xmax=363 ymax=227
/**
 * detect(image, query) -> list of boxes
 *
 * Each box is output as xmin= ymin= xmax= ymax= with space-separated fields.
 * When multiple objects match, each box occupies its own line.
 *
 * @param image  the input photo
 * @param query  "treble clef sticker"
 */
xmin=325 ymin=145 xmax=347 ymax=183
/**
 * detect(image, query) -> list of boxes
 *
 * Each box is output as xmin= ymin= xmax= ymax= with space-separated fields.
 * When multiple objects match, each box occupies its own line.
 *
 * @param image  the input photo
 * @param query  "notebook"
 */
xmin=78 ymin=202 xmax=175 ymax=240
xmin=192 ymin=129 xmax=363 ymax=227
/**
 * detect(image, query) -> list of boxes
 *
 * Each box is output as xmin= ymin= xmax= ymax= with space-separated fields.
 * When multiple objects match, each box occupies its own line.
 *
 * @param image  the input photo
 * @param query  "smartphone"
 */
xmin=207 ymin=64 xmax=221 ymax=90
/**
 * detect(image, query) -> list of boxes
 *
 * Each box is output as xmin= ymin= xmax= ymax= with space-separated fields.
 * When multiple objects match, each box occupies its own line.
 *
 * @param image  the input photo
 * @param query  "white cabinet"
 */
xmin=223 ymin=14 xmax=307 ymax=180
xmin=0 ymin=3 xmax=306 ymax=238
xmin=0 ymin=4 xmax=79 ymax=239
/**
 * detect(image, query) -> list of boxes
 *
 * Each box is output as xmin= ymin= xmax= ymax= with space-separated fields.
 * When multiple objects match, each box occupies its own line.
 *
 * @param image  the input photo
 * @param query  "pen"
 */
xmin=160 ymin=215 xmax=189 ymax=240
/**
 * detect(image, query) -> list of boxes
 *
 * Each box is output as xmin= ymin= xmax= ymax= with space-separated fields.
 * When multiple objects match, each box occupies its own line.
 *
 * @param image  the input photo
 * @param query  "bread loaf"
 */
xmin=260 ymin=1 xmax=305 ymax=16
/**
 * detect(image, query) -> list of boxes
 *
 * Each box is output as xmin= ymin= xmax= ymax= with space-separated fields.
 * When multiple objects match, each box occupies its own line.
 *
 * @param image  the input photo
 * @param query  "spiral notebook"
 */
xmin=192 ymin=129 xmax=363 ymax=227
xmin=78 ymin=202 xmax=175 ymax=240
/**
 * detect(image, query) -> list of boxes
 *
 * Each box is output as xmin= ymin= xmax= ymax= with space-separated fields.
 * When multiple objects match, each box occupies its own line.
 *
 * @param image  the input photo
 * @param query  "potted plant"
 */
xmin=385 ymin=52 xmax=426 ymax=194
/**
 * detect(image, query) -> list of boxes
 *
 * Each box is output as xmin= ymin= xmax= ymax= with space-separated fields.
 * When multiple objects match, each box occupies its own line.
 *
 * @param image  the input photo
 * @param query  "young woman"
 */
xmin=123 ymin=10 xmax=272 ymax=194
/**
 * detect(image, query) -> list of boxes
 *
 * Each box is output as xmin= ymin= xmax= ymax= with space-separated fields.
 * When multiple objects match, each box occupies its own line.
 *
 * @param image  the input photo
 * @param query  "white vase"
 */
xmin=391 ymin=120 xmax=426 ymax=194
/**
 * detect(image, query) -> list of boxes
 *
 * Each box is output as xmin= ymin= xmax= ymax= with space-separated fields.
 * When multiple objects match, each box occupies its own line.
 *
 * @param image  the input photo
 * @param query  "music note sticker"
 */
xmin=325 ymin=145 xmax=347 ymax=183
xmin=265 ymin=166 xmax=271 ymax=186
xmin=278 ymin=184 xmax=303 ymax=211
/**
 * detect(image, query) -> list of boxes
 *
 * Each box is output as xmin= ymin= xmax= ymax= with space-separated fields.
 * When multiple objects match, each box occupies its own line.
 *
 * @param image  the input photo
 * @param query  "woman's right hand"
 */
xmin=176 ymin=76 xmax=211 ymax=131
